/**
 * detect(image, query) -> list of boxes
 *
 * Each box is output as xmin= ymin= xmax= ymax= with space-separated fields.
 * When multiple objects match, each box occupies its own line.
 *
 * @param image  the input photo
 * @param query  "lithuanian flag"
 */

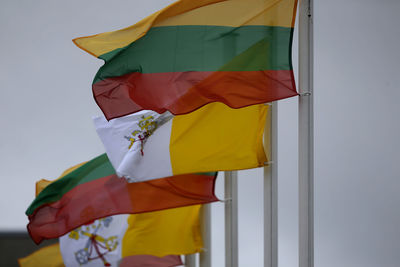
xmin=26 ymin=154 xmax=218 ymax=244
xmin=74 ymin=0 xmax=298 ymax=120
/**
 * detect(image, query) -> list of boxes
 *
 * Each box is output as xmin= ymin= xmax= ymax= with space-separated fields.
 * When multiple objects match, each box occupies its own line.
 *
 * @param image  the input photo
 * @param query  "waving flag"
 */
xmin=74 ymin=0 xmax=298 ymax=120
xmin=60 ymin=206 xmax=201 ymax=266
xmin=18 ymin=243 xmax=183 ymax=267
xmin=26 ymin=154 xmax=218 ymax=244
xmin=94 ymin=102 xmax=268 ymax=182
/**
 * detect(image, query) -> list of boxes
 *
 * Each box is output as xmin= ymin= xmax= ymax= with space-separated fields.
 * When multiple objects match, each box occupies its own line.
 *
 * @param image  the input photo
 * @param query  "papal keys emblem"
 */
xmin=68 ymin=217 xmax=118 ymax=266
xmin=124 ymin=115 xmax=157 ymax=155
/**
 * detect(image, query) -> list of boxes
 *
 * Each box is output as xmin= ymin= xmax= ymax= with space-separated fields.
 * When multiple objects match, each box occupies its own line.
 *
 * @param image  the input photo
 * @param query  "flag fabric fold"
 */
xmin=94 ymin=102 xmax=268 ymax=182
xmin=74 ymin=0 xmax=298 ymax=120
xmin=26 ymin=154 xmax=218 ymax=244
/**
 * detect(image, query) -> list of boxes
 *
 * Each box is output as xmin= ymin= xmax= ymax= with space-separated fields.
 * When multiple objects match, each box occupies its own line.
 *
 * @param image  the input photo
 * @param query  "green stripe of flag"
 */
xmin=94 ymin=25 xmax=293 ymax=84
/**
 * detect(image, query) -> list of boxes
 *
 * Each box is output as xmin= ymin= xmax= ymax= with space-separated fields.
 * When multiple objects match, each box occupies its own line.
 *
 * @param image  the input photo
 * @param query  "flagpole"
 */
xmin=264 ymin=102 xmax=278 ymax=267
xmin=200 ymin=204 xmax=211 ymax=267
xmin=225 ymin=171 xmax=238 ymax=267
xmin=185 ymin=254 xmax=196 ymax=267
xmin=298 ymin=0 xmax=314 ymax=267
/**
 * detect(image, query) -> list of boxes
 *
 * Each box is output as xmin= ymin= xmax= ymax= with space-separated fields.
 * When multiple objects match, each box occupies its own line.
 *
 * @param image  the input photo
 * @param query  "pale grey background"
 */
xmin=1 ymin=0 xmax=399 ymax=266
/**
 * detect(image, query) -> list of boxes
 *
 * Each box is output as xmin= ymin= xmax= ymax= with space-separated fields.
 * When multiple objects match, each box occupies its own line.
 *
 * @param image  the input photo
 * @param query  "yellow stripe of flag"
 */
xmin=170 ymin=102 xmax=268 ymax=174
xmin=18 ymin=244 xmax=64 ymax=267
xmin=122 ymin=205 xmax=203 ymax=257
xmin=73 ymin=0 xmax=297 ymax=57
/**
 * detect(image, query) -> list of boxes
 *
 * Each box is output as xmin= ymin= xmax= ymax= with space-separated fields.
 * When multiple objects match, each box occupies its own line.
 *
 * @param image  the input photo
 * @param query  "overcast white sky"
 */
xmin=1 ymin=0 xmax=400 ymax=266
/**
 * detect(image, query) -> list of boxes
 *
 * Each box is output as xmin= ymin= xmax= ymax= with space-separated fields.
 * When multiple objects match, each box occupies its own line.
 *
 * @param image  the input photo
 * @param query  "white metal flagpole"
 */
xmin=298 ymin=0 xmax=314 ymax=266
xmin=225 ymin=171 xmax=238 ymax=267
xmin=200 ymin=204 xmax=212 ymax=267
xmin=264 ymin=102 xmax=278 ymax=267
xmin=185 ymin=254 xmax=196 ymax=267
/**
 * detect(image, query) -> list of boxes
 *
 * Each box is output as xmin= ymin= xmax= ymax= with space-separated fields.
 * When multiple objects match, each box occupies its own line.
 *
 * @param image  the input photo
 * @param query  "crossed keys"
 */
xmin=124 ymin=115 xmax=157 ymax=155
xmin=69 ymin=217 xmax=118 ymax=266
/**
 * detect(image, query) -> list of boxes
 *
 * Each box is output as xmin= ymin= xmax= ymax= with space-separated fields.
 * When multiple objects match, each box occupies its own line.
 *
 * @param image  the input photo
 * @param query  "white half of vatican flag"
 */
xmin=60 ymin=215 xmax=129 ymax=267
